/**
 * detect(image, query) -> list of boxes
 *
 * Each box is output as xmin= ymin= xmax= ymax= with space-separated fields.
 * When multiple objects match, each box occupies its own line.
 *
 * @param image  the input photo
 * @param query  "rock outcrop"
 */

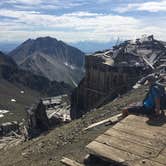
xmin=71 ymin=35 xmax=166 ymax=119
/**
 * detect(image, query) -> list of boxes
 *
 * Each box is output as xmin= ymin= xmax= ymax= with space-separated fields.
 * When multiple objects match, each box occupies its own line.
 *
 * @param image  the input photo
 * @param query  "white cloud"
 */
xmin=115 ymin=0 xmax=166 ymax=13
xmin=137 ymin=0 xmax=166 ymax=12
xmin=1 ymin=0 xmax=85 ymax=10
xmin=7 ymin=0 xmax=43 ymax=5
xmin=64 ymin=12 xmax=103 ymax=17
xmin=0 ymin=10 xmax=166 ymax=43
xmin=97 ymin=0 xmax=111 ymax=3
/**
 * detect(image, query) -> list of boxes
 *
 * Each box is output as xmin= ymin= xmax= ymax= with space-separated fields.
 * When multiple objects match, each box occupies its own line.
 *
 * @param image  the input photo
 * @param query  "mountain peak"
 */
xmin=36 ymin=36 xmax=58 ymax=42
xmin=24 ymin=38 xmax=34 ymax=42
xmin=9 ymin=37 xmax=85 ymax=87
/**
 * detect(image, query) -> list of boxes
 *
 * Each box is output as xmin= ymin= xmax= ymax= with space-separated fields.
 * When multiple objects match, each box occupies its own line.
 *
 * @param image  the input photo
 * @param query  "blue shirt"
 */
xmin=143 ymin=85 xmax=159 ymax=109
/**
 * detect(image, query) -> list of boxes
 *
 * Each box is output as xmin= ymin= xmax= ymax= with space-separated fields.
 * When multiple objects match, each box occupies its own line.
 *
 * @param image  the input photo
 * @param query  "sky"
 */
xmin=0 ymin=0 xmax=166 ymax=44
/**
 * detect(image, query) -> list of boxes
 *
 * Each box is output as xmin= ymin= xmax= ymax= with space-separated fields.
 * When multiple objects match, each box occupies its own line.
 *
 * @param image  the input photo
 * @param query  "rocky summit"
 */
xmin=9 ymin=37 xmax=85 ymax=87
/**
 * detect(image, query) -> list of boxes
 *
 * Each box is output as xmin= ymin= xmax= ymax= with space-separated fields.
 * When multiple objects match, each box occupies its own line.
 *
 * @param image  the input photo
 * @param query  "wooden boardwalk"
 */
xmin=86 ymin=115 xmax=166 ymax=166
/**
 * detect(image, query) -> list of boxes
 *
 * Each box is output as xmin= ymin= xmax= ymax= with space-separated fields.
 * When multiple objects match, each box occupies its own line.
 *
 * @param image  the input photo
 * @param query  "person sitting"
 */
xmin=122 ymin=74 xmax=165 ymax=118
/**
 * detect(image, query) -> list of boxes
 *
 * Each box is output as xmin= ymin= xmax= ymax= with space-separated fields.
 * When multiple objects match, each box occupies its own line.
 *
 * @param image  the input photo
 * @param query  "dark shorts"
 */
xmin=125 ymin=102 xmax=155 ymax=115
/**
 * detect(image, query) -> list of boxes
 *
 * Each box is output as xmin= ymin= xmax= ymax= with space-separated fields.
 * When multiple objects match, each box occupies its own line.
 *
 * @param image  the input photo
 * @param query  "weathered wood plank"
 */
xmin=123 ymin=115 xmax=148 ymax=122
xmin=95 ymin=134 xmax=160 ymax=158
xmin=86 ymin=141 xmax=141 ymax=163
xmin=61 ymin=157 xmax=84 ymax=166
xmin=113 ymin=122 xmax=166 ymax=140
xmin=86 ymin=115 xmax=166 ymax=165
xmin=120 ymin=119 xmax=166 ymax=131
xmin=83 ymin=113 xmax=122 ymax=131
xmin=151 ymin=153 xmax=166 ymax=165
xmin=119 ymin=120 xmax=166 ymax=139
xmin=161 ymin=147 xmax=166 ymax=155
xmin=122 ymin=114 xmax=166 ymax=129
xmin=127 ymin=158 xmax=165 ymax=166
xmin=105 ymin=128 xmax=164 ymax=150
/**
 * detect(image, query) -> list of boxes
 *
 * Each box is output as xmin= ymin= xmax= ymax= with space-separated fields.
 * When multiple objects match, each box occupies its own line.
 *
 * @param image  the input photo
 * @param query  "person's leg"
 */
xmin=119 ymin=102 xmax=144 ymax=121
xmin=122 ymin=105 xmax=144 ymax=118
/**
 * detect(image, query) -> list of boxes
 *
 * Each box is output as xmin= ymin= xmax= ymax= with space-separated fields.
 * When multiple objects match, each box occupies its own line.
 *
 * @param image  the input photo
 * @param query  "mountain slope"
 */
xmin=0 ymin=51 xmax=72 ymax=123
xmin=0 ymin=51 xmax=40 ymax=123
xmin=9 ymin=37 xmax=85 ymax=86
xmin=0 ymin=52 xmax=72 ymax=96
xmin=0 ymin=86 xmax=148 ymax=166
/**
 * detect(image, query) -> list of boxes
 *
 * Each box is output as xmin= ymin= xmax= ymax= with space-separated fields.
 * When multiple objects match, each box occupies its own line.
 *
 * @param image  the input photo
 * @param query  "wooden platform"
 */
xmin=86 ymin=115 xmax=166 ymax=166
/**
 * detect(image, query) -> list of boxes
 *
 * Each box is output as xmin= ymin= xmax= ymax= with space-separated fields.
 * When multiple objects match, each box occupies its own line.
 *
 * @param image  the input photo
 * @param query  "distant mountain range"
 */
xmin=70 ymin=41 xmax=115 ymax=53
xmin=0 ymin=40 xmax=115 ymax=54
xmin=9 ymin=37 xmax=85 ymax=87
xmin=0 ymin=42 xmax=19 ymax=53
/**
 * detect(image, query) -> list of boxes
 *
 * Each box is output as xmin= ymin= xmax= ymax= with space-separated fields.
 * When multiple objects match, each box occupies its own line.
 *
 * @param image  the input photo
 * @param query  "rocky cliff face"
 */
xmin=71 ymin=35 xmax=166 ymax=119
xmin=0 ymin=51 xmax=72 ymax=96
xmin=9 ymin=37 xmax=85 ymax=87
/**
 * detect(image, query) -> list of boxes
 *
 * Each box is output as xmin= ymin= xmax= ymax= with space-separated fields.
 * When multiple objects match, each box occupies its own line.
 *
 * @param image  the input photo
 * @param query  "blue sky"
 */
xmin=0 ymin=0 xmax=166 ymax=44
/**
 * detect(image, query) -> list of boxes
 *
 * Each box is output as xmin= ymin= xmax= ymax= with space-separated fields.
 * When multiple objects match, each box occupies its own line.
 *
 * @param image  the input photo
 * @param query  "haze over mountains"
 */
xmin=0 ymin=43 xmax=19 ymax=54
xmin=71 ymin=41 xmax=115 ymax=53
xmin=9 ymin=37 xmax=85 ymax=87
xmin=0 ymin=41 xmax=115 ymax=54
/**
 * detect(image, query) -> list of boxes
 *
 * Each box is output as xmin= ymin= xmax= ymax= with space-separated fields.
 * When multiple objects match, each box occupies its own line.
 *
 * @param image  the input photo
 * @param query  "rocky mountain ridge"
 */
xmin=9 ymin=37 xmax=85 ymax=87
xmin=0 ymin=51 xmax=72 ymax=96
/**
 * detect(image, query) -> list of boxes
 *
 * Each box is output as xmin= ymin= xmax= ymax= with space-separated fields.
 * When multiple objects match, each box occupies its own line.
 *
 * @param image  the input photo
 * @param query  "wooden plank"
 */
xmin=95 ymin=134 xmax=160 ymax=158
xmin=127 ymin=159 xmax=165 ymax=166
xmin=105 ymin=128 xmax=164 ymax=150
xmin=142 ymin=56 xmax=155 ymax=69
xmin=122 ymin=115 xmax=148 ymax=123
xmin=160 ymin=147 xmax=166 ymax=155
xmin=120 ymin=119 xmax=156 ymax=129
xmin=151 ymin=153 xmax=166 ymax=165
xmin=83 ymin=113 xmax=122 ymax=131
xmin=120 ymin=119 xmax=166 ymax=135
xmin=86 ymin=115 xmax=166 ymax=165
xmin=61 ymin=157 xmax=84 ymax=166
xmin=121 ymin=115 xmax=166 ymax=129
xmin=86 ymin=141 xmax=141 ymax=163
xmin=119 ymin=120 xmax=166 ymax=138
xmin=113 ymin=122 xmax=166 ymax=140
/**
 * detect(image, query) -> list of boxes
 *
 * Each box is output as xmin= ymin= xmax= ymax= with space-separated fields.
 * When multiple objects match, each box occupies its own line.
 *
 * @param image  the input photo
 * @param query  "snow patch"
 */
xmin=64 ymin=62 xmax=76 ymax=70
xmin=11 ymin=99 xmax=16 ymax=102
xmin=0 ymin=110 xmax=9 ymax=114
xmin=0 ymin=114 xmax=4 ymax=118
xmin=133 ymin=83 xmax=141 ymax=89
xmin=0 ymin=110 xmax=10 ymax=118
